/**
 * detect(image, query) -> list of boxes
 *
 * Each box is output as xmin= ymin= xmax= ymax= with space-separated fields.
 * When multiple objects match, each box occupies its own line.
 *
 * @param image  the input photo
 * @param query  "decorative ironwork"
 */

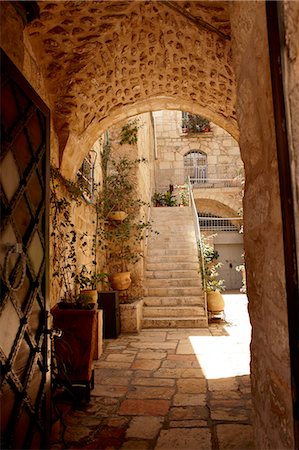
xmin=0 ymin=50 xmax=50 ymax=449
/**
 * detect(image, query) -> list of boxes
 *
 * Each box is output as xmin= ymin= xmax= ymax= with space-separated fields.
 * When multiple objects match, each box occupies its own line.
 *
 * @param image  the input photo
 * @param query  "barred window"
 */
xmin=77 ymin=152 xmax=95 ymax=202
xmin=184 ymin=151 xmax=207 ymax=183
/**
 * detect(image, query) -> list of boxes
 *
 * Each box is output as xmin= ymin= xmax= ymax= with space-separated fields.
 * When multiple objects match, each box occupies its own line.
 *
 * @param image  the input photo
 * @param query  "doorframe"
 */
xmin=266 ymin=2 xmax=299 ymax=445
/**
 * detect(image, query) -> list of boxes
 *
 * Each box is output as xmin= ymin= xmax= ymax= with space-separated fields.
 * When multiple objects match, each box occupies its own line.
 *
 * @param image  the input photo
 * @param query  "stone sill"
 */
xmin=180 ymin=132 xmax=213 ymax=138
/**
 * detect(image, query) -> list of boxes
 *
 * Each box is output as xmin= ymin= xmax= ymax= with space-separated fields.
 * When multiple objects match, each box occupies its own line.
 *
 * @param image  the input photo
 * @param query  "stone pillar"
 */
xmin=230 ymin=2 xmax=294 ymax=448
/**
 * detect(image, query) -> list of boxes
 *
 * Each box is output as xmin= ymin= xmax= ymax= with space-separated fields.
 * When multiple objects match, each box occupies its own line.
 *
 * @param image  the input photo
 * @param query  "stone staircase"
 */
xmin=142 ymin=206 xmax=208 ymax=328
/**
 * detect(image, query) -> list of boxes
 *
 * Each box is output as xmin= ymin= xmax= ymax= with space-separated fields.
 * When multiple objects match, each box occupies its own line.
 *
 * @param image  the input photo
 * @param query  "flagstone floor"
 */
xmin=52 ymin=292 xmax=254 ymax=450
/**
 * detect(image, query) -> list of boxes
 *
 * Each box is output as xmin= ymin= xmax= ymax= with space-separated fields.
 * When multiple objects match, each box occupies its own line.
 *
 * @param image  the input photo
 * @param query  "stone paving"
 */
xmin=52 ymin=293 xmax=255 ymax=449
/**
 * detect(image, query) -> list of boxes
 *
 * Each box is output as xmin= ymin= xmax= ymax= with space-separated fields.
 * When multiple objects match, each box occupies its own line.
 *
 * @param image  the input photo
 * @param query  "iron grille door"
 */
xmin=0 ymin=50 xmax=50 ymax=449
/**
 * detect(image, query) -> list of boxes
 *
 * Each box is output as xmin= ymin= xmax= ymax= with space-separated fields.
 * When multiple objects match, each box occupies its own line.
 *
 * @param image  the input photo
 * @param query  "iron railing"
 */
xmin=187 ymin=177 xmax=207 ymax=310
xmin=155 ymin=167 xmax=244 ymax=192
xmin=190 ymin=177 xmax=243 ymax=188
xmin=198 ymin=216 xmax=243 ymax=232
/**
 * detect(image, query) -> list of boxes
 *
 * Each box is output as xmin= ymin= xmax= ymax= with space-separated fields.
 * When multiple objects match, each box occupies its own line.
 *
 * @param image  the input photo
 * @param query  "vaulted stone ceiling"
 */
xmin=26 ymin=1 xmax=237 ymax=176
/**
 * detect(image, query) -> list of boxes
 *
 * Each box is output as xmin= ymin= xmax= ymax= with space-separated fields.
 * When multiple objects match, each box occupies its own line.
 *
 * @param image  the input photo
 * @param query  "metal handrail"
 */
xmin=144 ymin=186 xmax=153 ymax=253
xmin=187 ymin=177 xmax=207 ymax=311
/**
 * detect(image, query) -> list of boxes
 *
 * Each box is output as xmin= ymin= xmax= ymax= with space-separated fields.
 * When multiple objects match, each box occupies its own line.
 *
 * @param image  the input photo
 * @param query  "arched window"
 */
xmin=184 ymin=151 xmax=207 ymax=184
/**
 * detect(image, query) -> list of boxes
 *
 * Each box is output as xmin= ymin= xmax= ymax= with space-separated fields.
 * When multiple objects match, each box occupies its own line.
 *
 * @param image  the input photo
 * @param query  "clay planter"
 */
xmin=109 ymin=272 xmax=131 ymax=290
xmin=80 ymin=289 xmax=98 ymax=305
xmin=107 ymin=211 xmax=128 ymax=222
xmin=207 ymin=291 xmax=225 ymax=313
xmin=51 ymin=306 xmax=98 ymax=400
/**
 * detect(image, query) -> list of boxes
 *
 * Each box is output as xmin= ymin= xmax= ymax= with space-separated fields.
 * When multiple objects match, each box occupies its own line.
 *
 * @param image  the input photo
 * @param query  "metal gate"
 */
xmin=0 ymin=50 xmax=50 ymax=449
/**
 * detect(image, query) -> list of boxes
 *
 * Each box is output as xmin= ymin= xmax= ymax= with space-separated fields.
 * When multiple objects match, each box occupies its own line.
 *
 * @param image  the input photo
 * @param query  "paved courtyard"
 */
xmin=52 ymin=292 xmax=254 ymax=449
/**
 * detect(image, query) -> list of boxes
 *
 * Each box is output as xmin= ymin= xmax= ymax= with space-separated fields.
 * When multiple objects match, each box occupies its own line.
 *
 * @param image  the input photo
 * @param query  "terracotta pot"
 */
xmin=80 ymin=289 xmax=98 ymax=304
xmin=207 ymin=291 xmax=225 ymax=313
xmin=107 ymin=211 xmax=128 ymax=222
xmin=109 ymin=272 xmax=131 ymax=291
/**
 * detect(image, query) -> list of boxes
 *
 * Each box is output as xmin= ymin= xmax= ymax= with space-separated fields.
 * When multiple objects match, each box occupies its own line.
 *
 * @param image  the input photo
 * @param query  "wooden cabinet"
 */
xmin=51 ymin=306 xmax=98 ymax=400
xmin=98 ymin=291 xmax=120 ymax=339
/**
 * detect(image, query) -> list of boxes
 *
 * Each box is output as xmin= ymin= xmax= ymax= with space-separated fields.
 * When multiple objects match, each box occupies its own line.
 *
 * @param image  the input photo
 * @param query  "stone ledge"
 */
xmin=120 ymin=299 xmax=144 ymax=334
xmin=179 ymin=132 xmax=214 ymax=138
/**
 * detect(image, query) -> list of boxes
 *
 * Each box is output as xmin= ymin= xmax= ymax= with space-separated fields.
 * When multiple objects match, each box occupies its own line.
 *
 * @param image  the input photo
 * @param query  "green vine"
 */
xmin=50 ymin=165 xmax=85 ymax=202
xmin=119 ymin=119 xmax=142 ymax=145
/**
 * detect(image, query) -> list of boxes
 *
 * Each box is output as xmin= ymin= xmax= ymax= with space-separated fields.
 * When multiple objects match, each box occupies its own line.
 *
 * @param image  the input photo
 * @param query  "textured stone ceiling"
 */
xmin=26 ymin=1 xmax=236 ymax=175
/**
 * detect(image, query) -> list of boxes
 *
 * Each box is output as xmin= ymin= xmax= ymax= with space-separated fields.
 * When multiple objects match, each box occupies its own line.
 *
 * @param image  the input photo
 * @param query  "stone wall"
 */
xmin=50 ymin=154 xmax=105 ymax=309
xmin=230 ymin=2 xmax=294 ymax=448
xmin=105 ymin=113 xmax=155 ymax=300
xmin=153 ymin=110 xmax=243 ymax=215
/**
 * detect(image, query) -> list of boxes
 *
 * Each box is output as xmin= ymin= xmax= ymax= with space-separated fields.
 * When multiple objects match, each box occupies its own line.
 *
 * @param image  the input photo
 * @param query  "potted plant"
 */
xmin=199 ymin=236 xmax=225 ymax=315
xmin=185 ymin=113 xmax=211 ymax=133
xmin=236 ymin=262 xmax=246 ymax=294
xmin=162 ymin=189 xmax=178 ymax=207
xmin=178 ymin=185 xmax=189 ymax=207
xmin=97 ymin=155 xmax=155 ymax=295
xmin=50 ymin=167 xmax=101 ymax=399
xmin=152 ymin=192 xmax=165 ymax=207
xmin=75 ymin=265 xmax=110 ymax=304
xmin=152 ymin=189 xmax=178 ymax=207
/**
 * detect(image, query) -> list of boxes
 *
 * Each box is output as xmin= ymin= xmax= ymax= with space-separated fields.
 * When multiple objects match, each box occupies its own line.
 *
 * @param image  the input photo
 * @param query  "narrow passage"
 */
xmin=52 ymin=293 xmax=254 ymax=450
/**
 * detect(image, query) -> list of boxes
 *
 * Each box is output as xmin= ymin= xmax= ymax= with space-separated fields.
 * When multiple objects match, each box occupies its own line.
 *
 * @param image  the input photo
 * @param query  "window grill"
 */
xmin=77 ymin=152 xmax=96 ymax=202
xmin=184 ymin=151 xmax=208 ymax=184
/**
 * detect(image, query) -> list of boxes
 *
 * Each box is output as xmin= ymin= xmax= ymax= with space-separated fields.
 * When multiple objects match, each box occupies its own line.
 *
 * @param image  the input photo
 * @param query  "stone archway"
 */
xmin=195 ymin=198 xmax=239 ymax=219
xmin=1 ymin=1 xmax=298 ymax=449
xmin=22 ymin=1 xmax=238 ymax=178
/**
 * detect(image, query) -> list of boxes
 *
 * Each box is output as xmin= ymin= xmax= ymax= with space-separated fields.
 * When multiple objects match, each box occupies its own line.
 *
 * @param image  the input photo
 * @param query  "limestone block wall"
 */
xmin=49 ymin=179 xmax=102 ymax=308
xmin=230 ymin=2 xmax=294 ymax=448
xmin=153 ymin=110 xmax=243 ymax=215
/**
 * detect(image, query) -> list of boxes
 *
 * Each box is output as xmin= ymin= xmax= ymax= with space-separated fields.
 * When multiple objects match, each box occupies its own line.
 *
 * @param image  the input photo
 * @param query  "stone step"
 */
xmin=143 ymin=296 xmax=204 ymax=307
xmin=145 ymin=286 xmax=203 ymax=297
xmin=147 ymin=248 xmax=197 ymax=256
xmin=146 ymin=255 xmax=198 ymax=263
xmin=143 ymin=305 xmax=205 ymax=318
xmin=152 ymin=206 xmax=191 ymax=213
xmin=152 ymin=224 xmax=195 ymax=229
xmin=146 ymin=257 xmax=199 ymax=265
xmin=148 ymin=244 xmax=197 ymax=251
xmin=143 ymin=206 xmax=208 ymax=330
xmin=146 ymin=262 xmax=200 ymax=271
xmin=148 ymin=237 xmax=196 ymax=245
xmin=145 ymin=270 xmax=200 ymax=279
xmin=144 ymin=278 xmax=201 ymax=288
xmin=142 ymin=316 xmax=208 ymax=328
